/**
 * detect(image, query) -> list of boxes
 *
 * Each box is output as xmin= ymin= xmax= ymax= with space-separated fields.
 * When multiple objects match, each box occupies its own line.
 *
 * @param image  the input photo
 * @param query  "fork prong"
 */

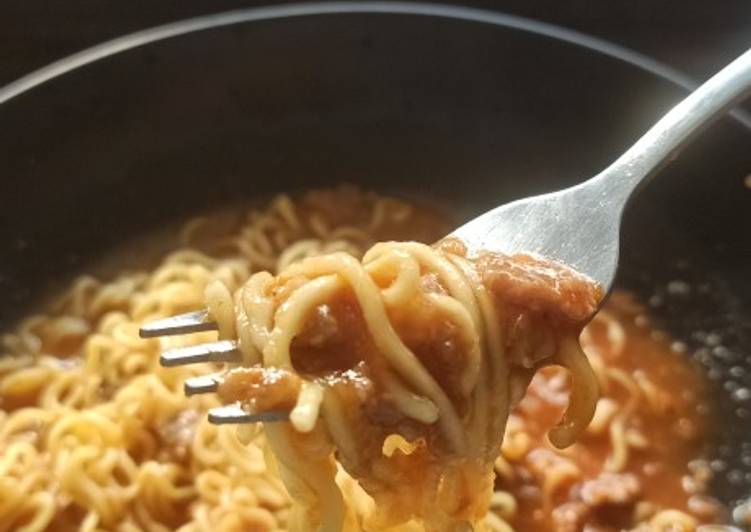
xmin=139 ymin=310 xmax=217 ymax=338
xmin=185 ymin=374 xmax=222 ymax=396
xmin=208 ymin=404 xmax=290 ymax=424
xmin=160 ymin=340 xmax=241 ymax=367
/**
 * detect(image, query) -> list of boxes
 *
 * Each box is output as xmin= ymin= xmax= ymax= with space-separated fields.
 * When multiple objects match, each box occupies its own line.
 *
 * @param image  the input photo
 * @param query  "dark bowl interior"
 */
xmin=1 ymin=4 xmax=750 ymax=509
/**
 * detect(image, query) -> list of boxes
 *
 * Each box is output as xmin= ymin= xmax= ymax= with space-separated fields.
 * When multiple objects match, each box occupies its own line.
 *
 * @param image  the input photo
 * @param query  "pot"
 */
xmin=1 ymin=1 xmax=749 ymax=511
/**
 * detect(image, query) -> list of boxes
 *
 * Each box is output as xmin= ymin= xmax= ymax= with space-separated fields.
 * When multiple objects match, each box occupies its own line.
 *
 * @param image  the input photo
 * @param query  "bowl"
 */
xmin=1 ymin=0 xmax=750 ymax=512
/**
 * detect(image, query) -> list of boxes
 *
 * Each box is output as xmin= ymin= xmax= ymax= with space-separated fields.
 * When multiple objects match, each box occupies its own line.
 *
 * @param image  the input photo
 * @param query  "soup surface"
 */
xmin=0 ymin=187 xmax=723 ymax=531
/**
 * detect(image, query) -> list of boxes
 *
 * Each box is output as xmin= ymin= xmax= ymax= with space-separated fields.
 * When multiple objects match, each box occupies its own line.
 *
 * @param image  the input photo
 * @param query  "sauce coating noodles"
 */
xmin=211 ymin=238 xmax=600 ymax=531
xmin=0 ymin=187 xmax=721 ymax=531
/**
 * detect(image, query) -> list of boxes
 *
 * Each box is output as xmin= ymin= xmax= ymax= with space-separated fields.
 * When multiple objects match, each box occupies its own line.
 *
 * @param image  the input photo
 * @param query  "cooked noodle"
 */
xmin=0 ymin=187 xmax=722 ymax=531
xmin=209 ymin=237 xmax=600 ymax=530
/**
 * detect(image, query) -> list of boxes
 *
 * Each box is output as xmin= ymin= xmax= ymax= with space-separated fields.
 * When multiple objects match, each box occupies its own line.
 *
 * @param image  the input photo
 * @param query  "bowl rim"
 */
xmin=1 ymin=0 xmax=749 ymax=128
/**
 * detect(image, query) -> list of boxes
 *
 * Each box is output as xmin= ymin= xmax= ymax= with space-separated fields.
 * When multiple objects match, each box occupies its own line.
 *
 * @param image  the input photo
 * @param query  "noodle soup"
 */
xmin=0 ymin=187 xmax=724 ymax=531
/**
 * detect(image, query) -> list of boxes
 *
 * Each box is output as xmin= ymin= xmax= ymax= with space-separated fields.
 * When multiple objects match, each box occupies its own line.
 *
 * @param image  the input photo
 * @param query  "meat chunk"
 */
xmin=219 ymin=366 xmax=302 ymax=412
xmin=477 ymin=252 xmax=601 ymax=327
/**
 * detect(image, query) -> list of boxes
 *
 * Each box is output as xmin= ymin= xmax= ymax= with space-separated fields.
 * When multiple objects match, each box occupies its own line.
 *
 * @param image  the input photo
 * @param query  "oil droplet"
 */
xmin=732 ymin=388 xmax=751 ymax=402
xmin=695 ymin=347 xmax=711 ymax=364
xmin=713 ymin=346 xmax=733 ymax=361
xmin=705 ymin=333 xmax=723 ymax=346
xmin=733 ymin=498 xmax=751 ymax=527
xmin=671 ymin=341 xmax=687 ymax=353
xmin=650 ymin=330 xmax=668 ymax=342
xmin=730 ymin=366 xmax=746 ymax=378
xmin=727 ymin=469 xmax=745 ymax=486
xmin=667 ymin=280 xmax=691 ymax=296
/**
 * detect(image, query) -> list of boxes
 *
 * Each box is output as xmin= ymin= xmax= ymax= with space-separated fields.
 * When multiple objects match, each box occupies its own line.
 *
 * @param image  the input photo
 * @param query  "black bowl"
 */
xmin=1 ymin=1 xmax=750 ymax=511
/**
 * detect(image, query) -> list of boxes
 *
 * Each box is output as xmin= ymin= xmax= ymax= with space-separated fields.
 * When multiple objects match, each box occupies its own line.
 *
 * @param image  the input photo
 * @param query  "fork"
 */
xmin=139 ymin=47 xmax=751 ymax=425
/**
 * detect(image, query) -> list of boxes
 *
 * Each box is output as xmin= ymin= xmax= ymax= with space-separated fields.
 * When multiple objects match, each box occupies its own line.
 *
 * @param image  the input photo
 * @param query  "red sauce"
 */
xmin=505 ymin=292 xmax=721 ymax=530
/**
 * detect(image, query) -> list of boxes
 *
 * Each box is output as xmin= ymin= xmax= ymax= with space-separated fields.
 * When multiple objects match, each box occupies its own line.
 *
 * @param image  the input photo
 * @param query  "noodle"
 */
xmin=211 ymin=237 xmax=600 ymax=531
xmin=0 ymin=186 xmax=724 ymax=531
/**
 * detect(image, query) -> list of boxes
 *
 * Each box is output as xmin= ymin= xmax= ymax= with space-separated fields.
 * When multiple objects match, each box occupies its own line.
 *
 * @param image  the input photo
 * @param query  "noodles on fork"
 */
xmin=206 ymin=237 xmax=601 ymax=530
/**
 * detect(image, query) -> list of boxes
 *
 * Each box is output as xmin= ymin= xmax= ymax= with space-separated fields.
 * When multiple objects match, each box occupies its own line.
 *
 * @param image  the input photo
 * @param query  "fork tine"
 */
xmin=208 ymin=404 xmax=290 ymax=424
xmin=160 ymin=340 xmax=241 ymax=367
xmin=139 ymin=310 xmax=217 ymax=338
xmin=185 ymin=374 xmax=222 ymax=395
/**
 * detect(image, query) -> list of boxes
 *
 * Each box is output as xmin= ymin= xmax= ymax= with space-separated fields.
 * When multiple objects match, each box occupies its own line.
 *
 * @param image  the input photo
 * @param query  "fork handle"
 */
xmin=592 ymin=47 xmax=751 ymax=205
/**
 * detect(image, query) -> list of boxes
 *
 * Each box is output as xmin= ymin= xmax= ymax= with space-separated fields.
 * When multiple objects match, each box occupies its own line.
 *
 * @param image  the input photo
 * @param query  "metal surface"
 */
xmin=3 ymin=2 xmax=749 ymax=128
xmin=208 ymin=404 xmax=290 ymax=425
xmin=138 ymin=309 xmax=216 ymax=338
xmin=0 ymin=3 xmax=717 ymax=105
xmin=452 ymin=47 xmax=751 ymax=298
xmin=160 ymin=339 xmax=241 ymax=366
xmin=185 ymin=374 xmax=221 ymax=395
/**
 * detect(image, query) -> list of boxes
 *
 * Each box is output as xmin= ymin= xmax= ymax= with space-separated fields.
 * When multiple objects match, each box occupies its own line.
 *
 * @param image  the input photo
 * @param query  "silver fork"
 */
xmin=140 ymin=310 xmax=289 ymax=424
xmin=139 ymin=47 xmax=751 ymax=425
